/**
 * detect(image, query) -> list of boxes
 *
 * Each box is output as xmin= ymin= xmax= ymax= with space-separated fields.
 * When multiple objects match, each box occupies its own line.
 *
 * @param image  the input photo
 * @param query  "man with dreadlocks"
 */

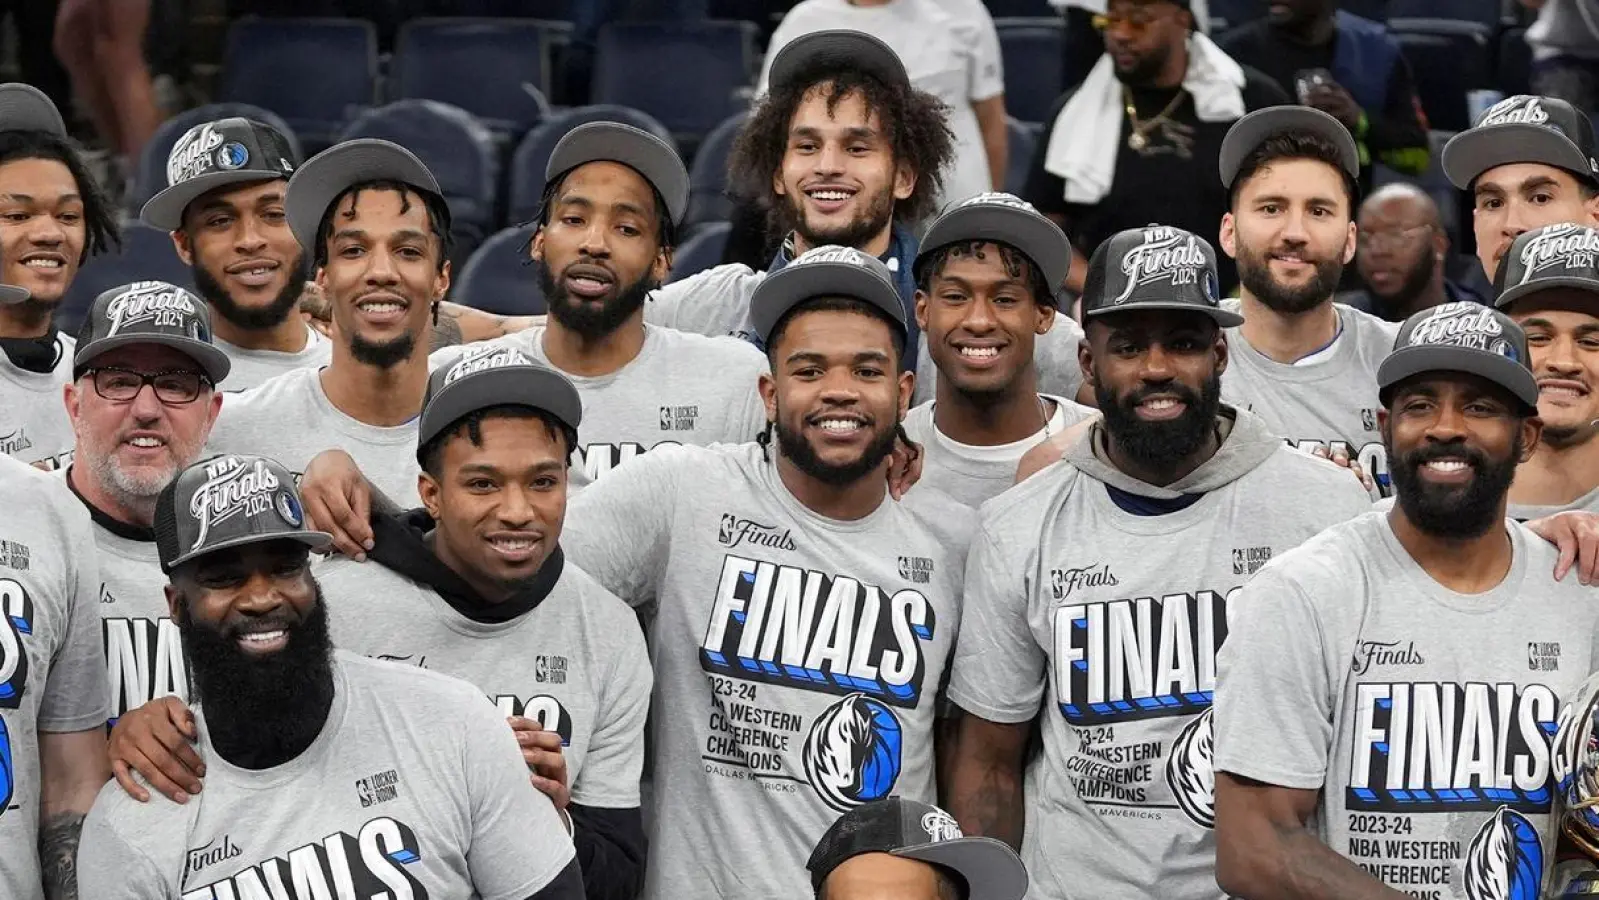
xmin=643 ymin=29 xmax=1089 ymax=407
xmin=902 ymin=192 xmax=1096 ymax=507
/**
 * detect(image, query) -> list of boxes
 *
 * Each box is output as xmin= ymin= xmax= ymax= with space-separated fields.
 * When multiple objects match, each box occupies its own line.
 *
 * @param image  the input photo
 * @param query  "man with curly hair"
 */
xmin=645 ymin=30 xmax=1088 ymax=406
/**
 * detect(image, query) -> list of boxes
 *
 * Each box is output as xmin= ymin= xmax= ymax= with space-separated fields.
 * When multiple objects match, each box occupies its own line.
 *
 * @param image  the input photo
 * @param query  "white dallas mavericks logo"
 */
xmin=1112 ymin=227 xmax=1208 ymax=306
xmin=189 ymin=458 xmax=282 ymax=549
xmin=105 ymin=282 xmax=197 ymax=335
xmin=803 ymin=694 xmax=904 ymax=812
xmin=1462 ymin=807 xmax=1544 ymax=900
xmin=1165 ymin=708 xmax=1216 ymax=829
xmin=1514 ymin=224 xmax=1599 ymax=285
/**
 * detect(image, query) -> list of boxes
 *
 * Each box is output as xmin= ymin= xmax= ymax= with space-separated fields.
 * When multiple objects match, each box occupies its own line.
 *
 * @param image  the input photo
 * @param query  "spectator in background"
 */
xmin=759 ymin=0 xmax=1009 ymax=207
xmin=1048 ymin=0 xmax=1211 ymax=90
xmin=1023 ymin=0 xmax=1286 ymax=297
xmin=1217 ymin=0 xmax=1430 ymax=191
xmin=52 ymin=0 xmax=162 ymax=188
xmin=1522 ymin=0 xmax=1599 ymax=112
xmin=1346 ymin=183 xmax=1482 ymax=322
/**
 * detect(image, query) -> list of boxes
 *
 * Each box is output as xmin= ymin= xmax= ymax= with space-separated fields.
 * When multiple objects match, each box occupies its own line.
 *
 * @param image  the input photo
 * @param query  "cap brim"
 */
xmin=163 ymin=530 xmax=332 ymax=573
xmin=1220 ymin=106 xmax=1360 ymax=187
xmin=547 ymin=125 xmax=689 ymax=227
xmin=0 ymin=284 xmax=30 ymax=304
xmin=767 ymin=30 xmax=910 ymax=93
xmin=1442 ymin=123 xmax=1598 ymax=191
xmin=1496 ymin=274 xmax=1599 ymax=311
xmin=141 ymin=170 xmax=288 ymax=231
xmin=418 ymin=365 xmax=584 ymax=455
xmin=73 ymin=333 xmax=232 ymax=383
xmin=286 ymin=140 xmax=441 ymax=251
xmin=1377 ymin=344 xmax=1541 ymax=410
xmin=1084 ymin=299 xmax=1244 ymax=328
xmin=895 ymin=838 xmax=1028 ymax=900
xmin=750 ymin=261 xmax=907 ymax=345
xmin=0 ymin=83 xmax=66 ymax=137
xmin=919 ymin=205 xmax=1070 ymax=301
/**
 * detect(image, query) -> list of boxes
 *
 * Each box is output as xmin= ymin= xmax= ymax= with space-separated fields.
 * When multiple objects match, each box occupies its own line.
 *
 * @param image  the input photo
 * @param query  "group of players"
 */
xmin=3 ymin=22 xmax=1599 ymax=900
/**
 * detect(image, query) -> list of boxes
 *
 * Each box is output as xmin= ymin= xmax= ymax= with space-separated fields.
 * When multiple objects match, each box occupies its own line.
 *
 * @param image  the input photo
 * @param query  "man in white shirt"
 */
xmin=140 ymin=116 xmax=331 ymax=390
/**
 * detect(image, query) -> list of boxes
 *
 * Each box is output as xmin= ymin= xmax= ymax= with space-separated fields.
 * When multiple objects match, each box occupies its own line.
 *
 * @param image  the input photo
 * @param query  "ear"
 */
xmin=1377 ymin=407 xmax=1390 ymax=439
xmin=530 ymin=227 xmax=546 ymax=263
xmin=418 ymin=470 xmax=443 ymax=521
xmin=893 ymin=163 xmax=916 ymax=202
xmin=1520 ymin=415 xmax=1543 ymax=463
xmin=897 ymin=369 xmax=914 ymax=420
xmin=1036 ymin=303 xmax=1058 ymax=336
xmin=204 ymin=390 xmax=223 ymax=429
xmin=772 ymin=167 xmax=788 ymax=200
xmin=63 ymin=381 xmax=80 ymax=424
xmin=1586 ymin=191 xmax=1599 ymax=226
xmin=914 ymin=289 xmax=929 ymax=331
xmin=1341 ymin=219 xmax=1358 ymax=265
xmin=1431 ymin=228 xmax=1448 ymax=261
xmin=434 ymin=260 xmax=452 ymax=301
xmin=1214 ymin=330 xmax=1229 ymax=377
xmin=758 ymin=371 xmax=778 ymax=424
xmin=164 ymin=583 xmax=182 ymax=620
xmin=1078 ymin=332 xmax=1096 ymax=388
xmin=171 ymin=229 xmax=194 ymax=266
xmin=653 ymin=245 xmax=672 ymax=286
xmin=314 ymin=261 xmax=327 ymax=291
xmin=1218 ymin=212 xmax=1238 ymax=260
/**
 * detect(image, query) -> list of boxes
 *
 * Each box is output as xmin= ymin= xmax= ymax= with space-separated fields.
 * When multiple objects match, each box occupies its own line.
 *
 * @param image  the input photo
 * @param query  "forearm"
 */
xmin=945 ymin=748 xmax=1026 ymax=850
xmin=39 ymin=812 xmax=87 ymax=900
xmin=434 ymin=301 xmax=543 ymax=346
xmin=1224 ymin=821 xmax=1410 ymax=900
xmin=568 ymin=804 xmax=646 ymax=900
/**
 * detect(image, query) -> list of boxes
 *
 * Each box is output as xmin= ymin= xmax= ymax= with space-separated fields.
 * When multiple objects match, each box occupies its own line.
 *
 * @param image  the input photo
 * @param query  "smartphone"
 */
xmin=1294 ymin=68 xmax=1333 ymax=105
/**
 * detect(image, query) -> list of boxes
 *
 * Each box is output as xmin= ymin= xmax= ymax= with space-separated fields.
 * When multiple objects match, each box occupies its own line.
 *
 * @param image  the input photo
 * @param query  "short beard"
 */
xmin=1095 ymin=371 xmax=1223 ymax=477
xmin=177 ymin=583 xmax=335 ymax=765
xmin=1388 ymin=435 xmax=1520 ymax=539
xmin=349 ymin=330 xmax=416 ymax=369
xmin=1112 ymin=43 xmax=1173 ymax=88
xmin=773 ymin=413 xmax=900 ymax=487
xmin=4 ymin=296 xmax=58 ymax=331
xmin=1237 ymin=240 xmax=1344 ymax=315
xmin=536 ymin=260 xmax=657 ymax=341
xmin=782 ymin=184 xmax=894 ymax=252
xmin=191 ymin=258 xmax=306 ymax=332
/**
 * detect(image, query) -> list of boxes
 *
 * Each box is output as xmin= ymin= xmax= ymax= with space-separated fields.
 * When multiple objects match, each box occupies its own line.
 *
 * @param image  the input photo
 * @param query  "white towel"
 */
xmin=1044 ymin=32 xmax=1246 ymax=205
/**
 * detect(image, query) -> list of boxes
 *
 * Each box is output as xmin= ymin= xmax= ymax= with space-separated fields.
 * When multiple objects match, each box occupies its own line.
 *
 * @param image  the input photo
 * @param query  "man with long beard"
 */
xmin=77 ymin=453 xmax=585 ymax=899
xmin=0 ymin=83 xmax=122 ymax=468
xmin=1213 ymin=302 xmax=1599 ymax=900
xmin=430 ymin=122 xmax=768 ymax=488
xmin=543 ymin=245 xmax=970 ymax=899
xmin=944 ymin=224 xmax=1370 ymax=900
xmin=1216 ymin=106 xmax=1400 ymax=494
xmin=61 ymin=281 xmax=229 ymax=725
xmin=204 ymin=139 xmax=451 ymax=505
xmin=141 ymin=117 xmax=330 ymax=390
xmin=643 ymin=29 xmax=1086 ymax=405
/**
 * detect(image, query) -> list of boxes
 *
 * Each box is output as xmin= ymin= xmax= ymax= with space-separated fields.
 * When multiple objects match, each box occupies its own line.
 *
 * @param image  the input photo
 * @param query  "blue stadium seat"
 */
xmin=1339 ymin=0 xmax=1389 ymax=21
xmin=218 ymin=18 xmax=378 ymax=152
xmin=686 ymin=112 xmax=748 ymax=230
xmin=1499 ymin=26 xmax=1532 ymax=96
xmin=451 ymin=225 xmax=545 ymax=316
xmin=57 ymin=223 xmax=195 ymax=336
xmin=391 ymin=18 xmax=562 ymax=137
xmin=128 ymin=103 xmax=302 ymax=217
xmin=1389 ymin=19 xmax=1493 ymax=133
xmin=1210 ymin=0 xmax=1266 ymax=29
xmin=1389 ymin=0 xmax=1496 ymax=27
xmin=983 ymin=0 xmax=1056 ymax=16
xmin=448 ymin=0 xmax=569 ymax=17
xmin=669 ymin=221 xmax=733 ymax=284
xmin=338 ymin=100 xmax=501 ymax=265
xmin=506 ymin=105 xmax=678 ymax=227
xmin=1005 ymin=118 xmax=1040 ymax=196
xmin=995 ymin=19 xmax=1066 ymax=126
xmin=591 ymin=21 xmax=758 ymax=142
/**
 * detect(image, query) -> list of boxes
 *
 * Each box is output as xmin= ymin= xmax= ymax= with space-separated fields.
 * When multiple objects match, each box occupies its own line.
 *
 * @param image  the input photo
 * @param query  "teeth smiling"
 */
xmin=359 ymin=301 xmax=403 ymax=314
xmin=1541 ymin=385 xmax=1585 ymax=398
xmin=810 ymin=190 xmax=851 ymax=201
xmin=23 ymin=258 xmax=60 ymax=269
xmin=1143 ymin=398 xmax=1179 ymax=410
xmin=491 ymin=537 xmax=537 ymax=551
xmin=817 ymin=418 xmax=861 ymax=433
xmin=960 ymin=347 xmax=999 ymax=359
xmin=238 ymin=630 xmax=285 ymax=644
xmin=127 ymin=436 xmax=162 ymax=448
xmin=1425 ymin=459 xmax=1469 ymax=473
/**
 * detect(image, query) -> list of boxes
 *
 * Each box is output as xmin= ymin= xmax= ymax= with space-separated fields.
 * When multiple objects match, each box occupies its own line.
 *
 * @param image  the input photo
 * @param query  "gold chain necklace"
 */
xmin=1124 ymin=87 xmax=1184 ymax=151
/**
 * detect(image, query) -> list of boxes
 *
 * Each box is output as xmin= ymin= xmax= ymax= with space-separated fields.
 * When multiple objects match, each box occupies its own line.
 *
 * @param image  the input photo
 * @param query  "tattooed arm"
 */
xmin=38 ymin=728 xmax=110 ymax=899
xmin=434 ymin=301 xmax=543 ymax=347
xmin=943 ymin=711 xmax=1029 ymax=851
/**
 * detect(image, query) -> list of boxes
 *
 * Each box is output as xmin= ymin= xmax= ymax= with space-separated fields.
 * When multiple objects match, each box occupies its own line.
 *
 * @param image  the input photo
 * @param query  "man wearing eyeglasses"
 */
xmin=1346 ymin=183 xmax=1485 ymax=323
xmin=61 ymin=281 xmax=230 ymax=725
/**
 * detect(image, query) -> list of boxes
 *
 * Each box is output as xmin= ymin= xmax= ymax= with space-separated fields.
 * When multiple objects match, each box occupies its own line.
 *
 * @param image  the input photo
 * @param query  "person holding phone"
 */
xmin=1217 ymin=0 xmax=1429 ymax=191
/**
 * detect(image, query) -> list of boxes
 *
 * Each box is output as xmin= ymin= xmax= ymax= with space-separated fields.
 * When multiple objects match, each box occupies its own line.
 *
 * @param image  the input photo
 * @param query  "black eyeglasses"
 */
xmin=85 ymin=367 xmax=211 ymax=404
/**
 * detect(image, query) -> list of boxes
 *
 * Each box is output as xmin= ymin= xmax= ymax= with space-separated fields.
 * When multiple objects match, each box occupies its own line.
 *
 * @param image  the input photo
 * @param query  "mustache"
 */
xmin=1120 ymin=382 xmax=1201 ymax=409
xmin=1402 ymin=441 xmax=1488 ymax=470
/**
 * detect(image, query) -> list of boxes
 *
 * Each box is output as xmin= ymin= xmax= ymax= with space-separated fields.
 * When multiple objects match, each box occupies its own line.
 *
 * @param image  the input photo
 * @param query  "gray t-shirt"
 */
xmin=948 ymin=442 xmax=1370 ymax=900
xmin=1214 ymin=513 xmax=1599 ymax=899
xmin=1221 ymin=301 xmax=1399 ymax=495
xmin=207 ymin=366 xmax=422 ymax=506
xmin=431 ymin=324 xmax=770 ymax=489
xmin=84 ymin=503 xmax=179 ymax=723
xmin=1508 ymin=482 xmax=1599 ymax=522
xmin=316 ymin=554 xmax=652 ymax=808
xmin=0 ymin=332 xmax=75 ymax=470
xmin=214 ymin=325 xmax=333 ymax=391
xmin=644 ymin=262 xmax=1087 ymax=405
xmin=0 ymin=457 xmax=110 ymax=900
xmin=563 ymin=442 xmax=975 ymax=900
xmin=78 ymin=652 xmax=577 ymax=900
xmin=901 ymin=393 xmax=1096 ymax=508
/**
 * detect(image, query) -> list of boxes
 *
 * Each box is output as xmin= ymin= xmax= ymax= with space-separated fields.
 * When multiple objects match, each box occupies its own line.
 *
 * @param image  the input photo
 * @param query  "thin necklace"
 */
xmin=1124 ymin=86 xmax=1184 ymax=151
xmin=1037 ymin=395 xmax=1055 ymax=438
